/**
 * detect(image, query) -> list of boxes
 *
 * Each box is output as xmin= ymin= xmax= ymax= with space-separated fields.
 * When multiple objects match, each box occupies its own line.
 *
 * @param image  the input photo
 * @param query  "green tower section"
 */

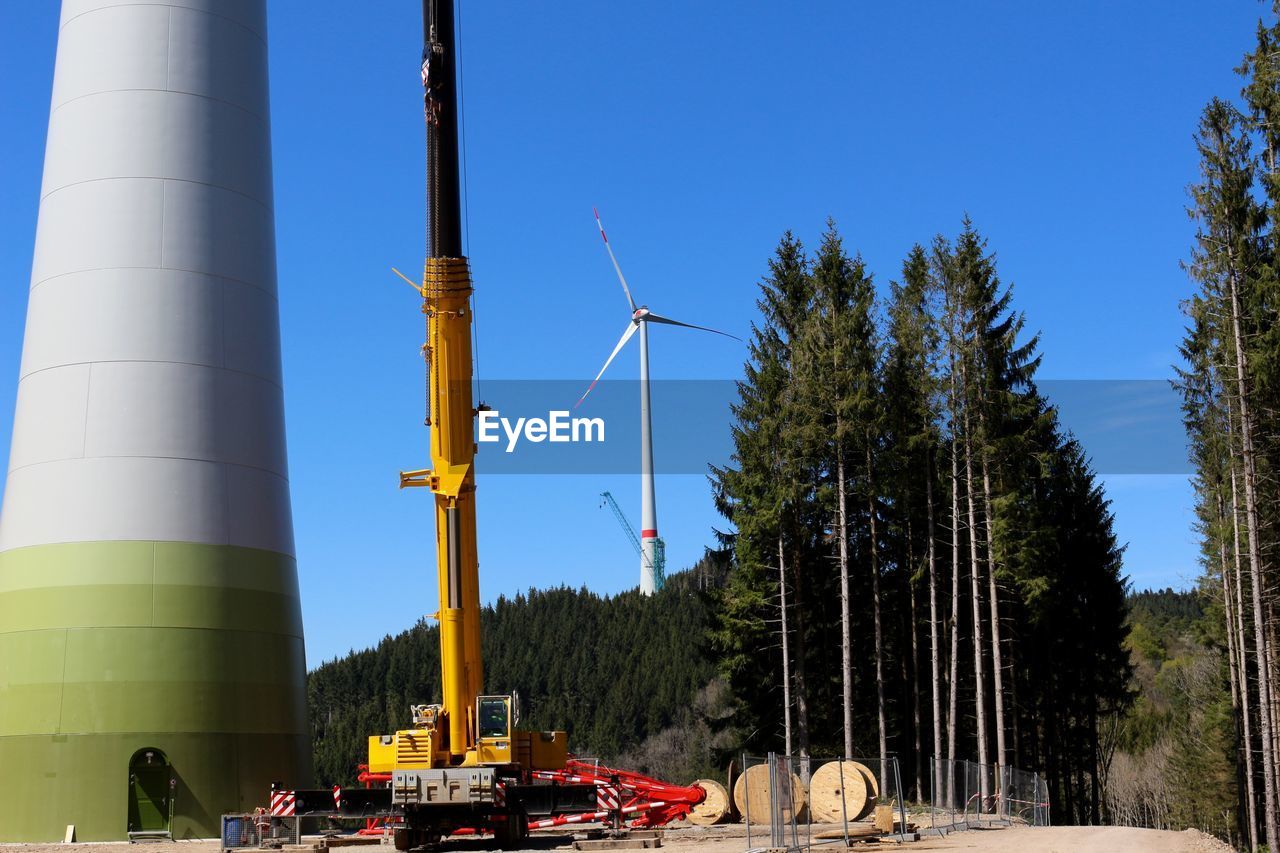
xmin=0 ymin=542 xmax=310 ymax=841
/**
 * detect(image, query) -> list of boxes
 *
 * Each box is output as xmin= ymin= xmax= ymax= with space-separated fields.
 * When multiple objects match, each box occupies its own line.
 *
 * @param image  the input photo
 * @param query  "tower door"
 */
xmin=127 ymin=748 xmax=172 ymax=836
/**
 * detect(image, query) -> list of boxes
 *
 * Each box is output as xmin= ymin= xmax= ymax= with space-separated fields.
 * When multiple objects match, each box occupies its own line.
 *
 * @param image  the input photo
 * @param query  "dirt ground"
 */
xmin=0 ymin=825 xmax=1236 ymax=853
xmin=884 ymin=825 xmax=1234 ymax=852
xmin=660 ymin=824 xmax=1234 ymax=853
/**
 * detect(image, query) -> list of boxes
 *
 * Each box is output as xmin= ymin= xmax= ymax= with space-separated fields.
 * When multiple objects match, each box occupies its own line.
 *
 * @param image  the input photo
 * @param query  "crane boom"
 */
xmin=397 ymin=0 xmax=482 ymax=763
xmin=599 ymin=491 xmax=666 ymax=592
xmin=600 ymin=491 xmax=641 ymax=556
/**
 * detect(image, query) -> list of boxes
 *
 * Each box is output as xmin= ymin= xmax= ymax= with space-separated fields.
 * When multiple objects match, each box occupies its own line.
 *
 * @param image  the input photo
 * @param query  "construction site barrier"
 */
xmin=739 ymin=754 xmax=910 ymax=849
xmin=221 ymin=814 xmax=302 ymax=851
xmin=927 ymin=758 xmax=1051 ymax=834
xmin=739 ymin=753 xmax=1051 ymax=850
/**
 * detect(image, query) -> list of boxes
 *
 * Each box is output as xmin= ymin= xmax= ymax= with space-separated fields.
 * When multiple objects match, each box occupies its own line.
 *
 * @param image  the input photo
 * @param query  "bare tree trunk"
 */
xmin=963 ymin=383 xmax=991 ymax=802
xmin=1269 ymin=617 xmax=1280 ymax=835
xmin=1269 ymin=615 xmax=1280 ymax=806
xmin=1229 ymin=419 xmax=1259 ymax=851
xmin=1010 ymin=642 xmax=1021 ymax=764
xmin=837 ymin=450 xmax=853 ymax=759
xmin=778 ymin=533 xmax=793 ymax=758
xmin=927 ymin=453 xmax=944 ymax=782
xmin=1227 ymin=255 xmax=1278 ymax=846
xmin=794 ymin=560 xmax=811 ymax=758
xmin=1222 ymin=487 xmax=1256 ymax=850
xmin=946 ymin=420 xmax=962 ymax=806
xmin=869 ymin=442 xmax=888 ymax=794
xmin=908 ymin=514 xmax=923 ymax=801
xmin=982 ymin=456 xmax=1008 ymax=777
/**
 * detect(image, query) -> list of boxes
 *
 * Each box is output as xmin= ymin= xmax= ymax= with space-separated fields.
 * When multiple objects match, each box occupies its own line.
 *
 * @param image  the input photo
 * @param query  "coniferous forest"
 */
xmin=308 ymin=9 xmax=1280 ymax=847
xmin=706 ymin=220 xmax=1130 ymax=825
xmin=1171 ymin=6 xmax=1280 ymax=850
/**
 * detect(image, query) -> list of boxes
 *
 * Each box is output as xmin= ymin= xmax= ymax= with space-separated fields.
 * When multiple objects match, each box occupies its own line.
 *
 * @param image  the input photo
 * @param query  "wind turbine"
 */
xmin=576 ymin=209 xmax=739 ymax=596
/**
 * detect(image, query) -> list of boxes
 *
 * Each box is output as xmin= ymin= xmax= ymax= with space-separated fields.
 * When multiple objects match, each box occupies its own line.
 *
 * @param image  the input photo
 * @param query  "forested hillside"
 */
xmin=308 ymin=564 xmax=728 ymax=787
xmin=1175 ymin=6 xmax=1280 ymax=850
xmin=1106 ymin=589 xmax=1237 ymax=843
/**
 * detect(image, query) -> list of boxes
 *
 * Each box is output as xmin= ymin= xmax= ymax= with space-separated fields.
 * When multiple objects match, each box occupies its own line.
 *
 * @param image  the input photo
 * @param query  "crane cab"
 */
xmin=475 ymin=695 xmax=512 ymax=764
xmin=475 ymin=695 xmax=571 ymax=770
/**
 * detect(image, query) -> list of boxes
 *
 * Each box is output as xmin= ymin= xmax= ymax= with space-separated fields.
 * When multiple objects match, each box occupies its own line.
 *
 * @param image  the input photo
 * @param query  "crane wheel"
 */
xmin=394 ymin=828 xmax=442 ymax=851
xmin=495 ymin=812 xmax=529 ymax=849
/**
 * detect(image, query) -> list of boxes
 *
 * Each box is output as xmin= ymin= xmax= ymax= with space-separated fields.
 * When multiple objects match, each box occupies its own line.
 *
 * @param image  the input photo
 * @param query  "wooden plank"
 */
xmin=573 ymin=838 xmax=661 ymax=850
xmin=323 ymin=837 xmax=384 ymax=848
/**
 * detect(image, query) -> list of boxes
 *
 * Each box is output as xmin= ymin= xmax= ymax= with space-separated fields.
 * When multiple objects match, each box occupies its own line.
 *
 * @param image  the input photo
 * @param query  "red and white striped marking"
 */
xmin=596 ymin=785 xmax=621 ymax=811
xmin=528 ymin=810 xmax=610 ymax=830
xmin=333 ymin=786 xmax=343 ymax=810
xmin=269 ymin=790 xmax=296 ymax=817
xmin=590 ymin=207 xmax=638 ymax=313
xmin=526 ymin=800 xmax=671 ymax=831
xmin=594 ymin=208 xmax=609 ymax=244
xmin=495 ymin=780 xmax=506 ymax=808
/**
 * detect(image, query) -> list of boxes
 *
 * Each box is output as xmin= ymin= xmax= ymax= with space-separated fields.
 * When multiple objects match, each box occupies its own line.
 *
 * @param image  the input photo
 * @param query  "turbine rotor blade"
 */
xmin=643 ymin=311 xmax=742 ymax=342
xmin=594 ymin=207 xmax=638 ymax=312
xmin=576 ymin=321 xmax=639 ymax=408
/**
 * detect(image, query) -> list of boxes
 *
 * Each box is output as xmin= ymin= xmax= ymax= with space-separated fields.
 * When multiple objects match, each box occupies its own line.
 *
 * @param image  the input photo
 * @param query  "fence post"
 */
xmin=893 ymin=757 xmax=908 ymax=842
xmin=835 ymin=755 xmax=849 ymax=846
xmin=789 ymin=755 xmax=799 ymax=852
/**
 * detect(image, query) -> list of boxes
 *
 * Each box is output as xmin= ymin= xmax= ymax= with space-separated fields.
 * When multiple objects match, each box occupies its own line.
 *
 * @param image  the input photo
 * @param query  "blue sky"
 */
xmin=0 ymin=2 xmax=1256 ymax=664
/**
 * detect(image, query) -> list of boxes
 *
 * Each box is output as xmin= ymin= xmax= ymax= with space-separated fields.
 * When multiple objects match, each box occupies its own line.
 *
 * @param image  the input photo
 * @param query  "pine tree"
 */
xmin=711 ymin=233 xmax=813 ymax=755
xmin=1186 ymin=98 xmax=1277 ymax=845
xmin=883 ymin=244 xmax=943 ymax=793
xmin=793 ymin=222 xmax=878 ymax=761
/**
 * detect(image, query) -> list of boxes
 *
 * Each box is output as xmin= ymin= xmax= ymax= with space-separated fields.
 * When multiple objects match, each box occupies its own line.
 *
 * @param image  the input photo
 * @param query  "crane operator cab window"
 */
xmin=478 ymin=696 xmax=511 ymax=740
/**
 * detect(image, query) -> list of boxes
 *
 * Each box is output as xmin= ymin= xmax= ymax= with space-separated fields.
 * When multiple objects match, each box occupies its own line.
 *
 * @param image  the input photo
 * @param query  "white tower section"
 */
xmin=0 ymin=0 xmax=308 ymax=840
xmin=638 ymin=320 xmax=659 ymax=596
xmin=2 ymin=0 xmax=292 ymax=553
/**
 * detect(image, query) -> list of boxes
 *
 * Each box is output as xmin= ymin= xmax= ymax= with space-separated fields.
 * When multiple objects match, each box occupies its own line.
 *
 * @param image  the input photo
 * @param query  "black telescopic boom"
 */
xmin=423 ymin=0 xmax=463 ymax=259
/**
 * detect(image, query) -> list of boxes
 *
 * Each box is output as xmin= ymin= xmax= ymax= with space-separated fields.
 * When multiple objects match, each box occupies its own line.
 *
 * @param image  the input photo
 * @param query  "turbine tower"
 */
xmin=0 ymin=0 xmax=308 ymax=840
xmin=577 ymin=211 xmax=738 ymax=596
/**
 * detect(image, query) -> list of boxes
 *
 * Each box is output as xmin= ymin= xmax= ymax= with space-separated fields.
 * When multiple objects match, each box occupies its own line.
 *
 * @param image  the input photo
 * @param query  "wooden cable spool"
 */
xmin=849 ymin=761 xmax=880 ymax=820
xmin=685 ymin=779 xmax=730 ymax=826
xmin=731 ymin=763 xmax=808 ymax=823
xmin=849 ymin=758 xmax=880 ymax=819
xmin=809 ymin=760 xmax=875 ymax=823
xmin=851 ymin=761 xmax=879 ymax=793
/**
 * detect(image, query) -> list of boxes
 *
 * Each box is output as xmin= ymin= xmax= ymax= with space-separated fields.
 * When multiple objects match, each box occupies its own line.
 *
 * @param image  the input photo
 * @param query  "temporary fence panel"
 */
xmin=928 ymin=758 xmax=1050 ymax=836
xmin=221 ymin=814 xmax=301 ymax=850
xmin=741 ymin=754 xmax=909 ymax=849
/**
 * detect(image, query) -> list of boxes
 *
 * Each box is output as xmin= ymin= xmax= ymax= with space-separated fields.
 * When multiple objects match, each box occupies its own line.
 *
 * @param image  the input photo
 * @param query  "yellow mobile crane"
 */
xmin=267 ymin=2 xmax=711 ymax=845
xmin=362 ymin=1 xmax=593 ymax=847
